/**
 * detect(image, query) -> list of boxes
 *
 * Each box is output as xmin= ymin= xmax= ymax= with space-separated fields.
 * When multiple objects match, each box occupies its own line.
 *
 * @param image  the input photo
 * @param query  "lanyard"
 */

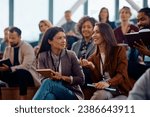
xmin=50 ymin=51 xmax=61 ymax=72
xmin=99 ymin=53 xmax=105 ymax=81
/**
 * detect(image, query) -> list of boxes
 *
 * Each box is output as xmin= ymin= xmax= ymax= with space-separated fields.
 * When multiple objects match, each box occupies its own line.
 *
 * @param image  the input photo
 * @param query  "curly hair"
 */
xmin=77 ymin=16 xmax=97 ymax=35
xmin=139 ymin=7 xmax=150 ymax=17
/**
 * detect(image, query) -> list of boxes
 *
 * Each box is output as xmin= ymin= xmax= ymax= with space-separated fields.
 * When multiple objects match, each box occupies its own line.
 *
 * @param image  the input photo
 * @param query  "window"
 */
xmin=53 ymin=0 xmax=84 ymax=26
xmin=14 ymin=0 xmax=48 ymax=42
xmin=88 ymin=0 xmax=115 ymax=21
xmin=0 ymin=0 xmax=9 ymax=38
xmin=119 ymin=0 xmax=143 ymax=19
xmin=148 ymin=0 xmax=150 ymax=7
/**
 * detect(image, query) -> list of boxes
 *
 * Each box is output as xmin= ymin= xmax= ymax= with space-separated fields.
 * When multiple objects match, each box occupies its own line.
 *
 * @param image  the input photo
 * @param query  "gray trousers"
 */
xmin=90 ymin=90 xmax=127 ymax=100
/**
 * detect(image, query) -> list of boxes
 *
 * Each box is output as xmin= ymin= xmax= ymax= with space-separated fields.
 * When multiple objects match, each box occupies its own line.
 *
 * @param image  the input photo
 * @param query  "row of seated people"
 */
xmin=33 ymin=14 xmax=150 ymax=100
xmin=0 ymin=7 xmax=150 ymax=100
xmin=0 ymin=24 xmax=135 ymax=100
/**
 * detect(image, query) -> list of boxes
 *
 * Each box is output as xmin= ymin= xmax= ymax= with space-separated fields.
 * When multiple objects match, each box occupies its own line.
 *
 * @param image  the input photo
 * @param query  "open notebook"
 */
xmin=0 ymin=58 xmax=12 ymax=67
xmin=125 ymin=29 xmax=150 ymax=47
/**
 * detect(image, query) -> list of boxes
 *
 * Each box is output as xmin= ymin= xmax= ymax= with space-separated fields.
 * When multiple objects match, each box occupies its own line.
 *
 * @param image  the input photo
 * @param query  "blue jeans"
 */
xmin=33 ymin=79 xmax=77 ymax=100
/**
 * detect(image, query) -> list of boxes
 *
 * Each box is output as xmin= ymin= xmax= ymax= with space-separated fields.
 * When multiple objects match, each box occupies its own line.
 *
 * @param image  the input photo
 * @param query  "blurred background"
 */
xmin=0 ymin=0 xmax=149 ymax=43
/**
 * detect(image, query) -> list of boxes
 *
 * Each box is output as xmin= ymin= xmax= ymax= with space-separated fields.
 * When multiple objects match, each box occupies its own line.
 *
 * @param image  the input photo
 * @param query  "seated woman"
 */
xmin=34 ymin=20 xmax=53 ymax=56
xmin=71 ymin=16 xmax=97 ymax=85
xmin=80 ymin=23 xmax=132 ymax=100
xmin=98 ymin=7 xmax=116 ymax=29
xmin=33 ymin=27 xmax=85 ymax=100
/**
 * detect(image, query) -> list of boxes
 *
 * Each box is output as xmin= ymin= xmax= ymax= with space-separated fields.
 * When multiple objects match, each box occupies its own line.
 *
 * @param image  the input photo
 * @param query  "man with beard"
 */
xmin=134 ymin=7 xmax=150 ymax=56
xmin=0 ymin=27 xmax=39 ymax=99
xmin=128 ymin=8 xmax=150 ymax=99
xmin=128 ymin=7 xmax=150 ymax=80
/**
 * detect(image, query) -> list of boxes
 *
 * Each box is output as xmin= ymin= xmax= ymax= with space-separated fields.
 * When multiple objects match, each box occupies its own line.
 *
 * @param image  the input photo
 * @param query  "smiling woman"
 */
xmin=80 ymin=23 xmax=132 ymax=100
xmin=33 ymin=27 xmax=85 ymax=100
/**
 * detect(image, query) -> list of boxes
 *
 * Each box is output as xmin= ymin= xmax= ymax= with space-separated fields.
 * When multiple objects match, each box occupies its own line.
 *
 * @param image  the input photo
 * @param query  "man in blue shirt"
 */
xmin=61 ymin=10 xmax=77 ymax=36
xmin=61 ymin=10 xmax=79 ymax=50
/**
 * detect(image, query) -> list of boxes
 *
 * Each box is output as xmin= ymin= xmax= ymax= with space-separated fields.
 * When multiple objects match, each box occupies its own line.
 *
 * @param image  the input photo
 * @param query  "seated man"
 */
xmin=128 ymin=7 xmax=150 ymax=80
xmin=134 ymin=7 xmax=150 ymax=57
xmin=0 ymin=27 xmax=40 ymax=99
xmin=61 ymin=10 xmax=80 ymax=50
xmin=61 ymin=10 xmax=77 ymax=36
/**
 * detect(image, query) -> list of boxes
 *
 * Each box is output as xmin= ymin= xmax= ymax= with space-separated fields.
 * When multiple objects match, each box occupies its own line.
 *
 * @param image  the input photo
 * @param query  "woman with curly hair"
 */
xmin=71 ymin=16 xmax=97 ymax=85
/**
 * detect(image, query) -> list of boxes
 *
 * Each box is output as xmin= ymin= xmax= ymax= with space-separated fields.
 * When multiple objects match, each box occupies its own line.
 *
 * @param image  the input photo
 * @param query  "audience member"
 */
xmin=114 ymin=6 xmax=139 ymax=43
xmin=128 ymin=7 xmax=150 ymax=80
xmin=80 ymin=23 xmax=132 ymax=100
xmin=71 ymin=16 xmax=97 ymax=59
xmin=0 ymin=27 xmax=40 ymax=99
xmin=71 ymin=16 xmax=97 ymax=85
xmin=61 ymin=10 xmax=79 ymax=50
xmin=61 ymin=10 xmax=77 ymax=36
xmin=38 ymin=20 xmax=53 ymax=44
xmin=0 ymin=27 xmax=9 ymax=54
xmin=114 ymin=6 xmax=141 ymax=80
xmin=98 ymin=7 xmax=116 ymax=29
xmin=33 ymin=27 xmax=85 ymax=100
xmin=34 ymin=20 xmax=53 ymax=56
xmin=134 ymin=7 xmax=150 ymax=56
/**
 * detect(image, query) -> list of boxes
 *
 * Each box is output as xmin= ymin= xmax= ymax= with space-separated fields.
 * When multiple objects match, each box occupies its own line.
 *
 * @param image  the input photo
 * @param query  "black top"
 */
xmin=13 ymin=47 xmax=20 ymax=66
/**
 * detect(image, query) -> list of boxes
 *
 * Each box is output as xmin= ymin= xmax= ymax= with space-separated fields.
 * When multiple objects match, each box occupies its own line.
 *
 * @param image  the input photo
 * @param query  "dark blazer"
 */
xmin=107 ymin=21 xmax=116 ymax=29
xmin=38 ymin=49 xmax=85 ymax=99
xmin=71 ymin=39 xmax=96 ymax=59
xmin=88 ymin=46 xmax=132 ymax=96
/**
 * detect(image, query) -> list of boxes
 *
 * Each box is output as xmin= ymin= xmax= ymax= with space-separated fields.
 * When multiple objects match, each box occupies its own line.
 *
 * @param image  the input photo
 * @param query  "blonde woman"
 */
xmin=34 ymin=20 xmax=53 ymax=56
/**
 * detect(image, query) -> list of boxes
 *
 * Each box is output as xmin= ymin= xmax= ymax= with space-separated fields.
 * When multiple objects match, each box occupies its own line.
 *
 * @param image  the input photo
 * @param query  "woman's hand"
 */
xmin=50 ymin=72 xmax=71 ymax=83
xmin=94 ymin=81 xmax=110 ymax=89
xmin=79 ymin=58 xmax=95 ymax=68
xmin=51 ymin=72 xmax=62 ymax=80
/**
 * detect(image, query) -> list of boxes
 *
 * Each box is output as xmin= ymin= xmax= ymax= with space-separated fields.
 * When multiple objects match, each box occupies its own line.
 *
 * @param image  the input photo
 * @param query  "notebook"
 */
xmin=0 ymin=58 xmax=12 ymax=67
xmin=87 ymin=84 xmax=117 ymax=92
xmin=36 ymin=69 xmax=56 ymax=77
xmin=125 ymin=29 xmax=150 ymax=47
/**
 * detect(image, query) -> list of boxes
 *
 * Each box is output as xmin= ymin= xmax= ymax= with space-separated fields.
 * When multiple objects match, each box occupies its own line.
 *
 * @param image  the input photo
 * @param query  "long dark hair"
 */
xmin=37 ymin=27 xmax=64 ymax=57
xmin=98 ymin=7 xmax=109 ymax=23
xmin=95 ymin=23 xmax=117 ymax=71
